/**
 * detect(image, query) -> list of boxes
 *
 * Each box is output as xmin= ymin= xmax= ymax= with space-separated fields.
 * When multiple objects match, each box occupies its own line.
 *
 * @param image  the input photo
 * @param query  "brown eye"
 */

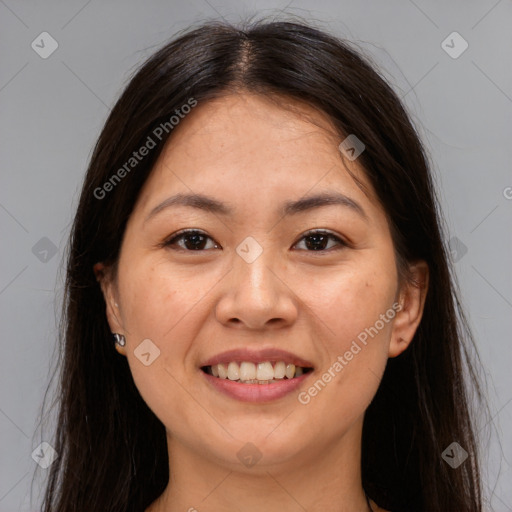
xmin=164 ymin=230 xmax=219 ymax=251
xmin=163 ymin=229 xmax=347 ymax=253
xmin=293 ymin=230 xmax=347 ymax=252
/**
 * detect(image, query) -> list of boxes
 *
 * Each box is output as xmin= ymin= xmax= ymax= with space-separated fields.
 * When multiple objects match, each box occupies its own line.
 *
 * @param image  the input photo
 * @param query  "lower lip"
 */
xmin=201 ymin=370 xmax=313 ymax=402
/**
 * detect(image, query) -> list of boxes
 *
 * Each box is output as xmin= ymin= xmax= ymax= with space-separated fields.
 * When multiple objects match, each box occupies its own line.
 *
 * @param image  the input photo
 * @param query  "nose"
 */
xmin=215 ymin=248 xmax=298 ymax=331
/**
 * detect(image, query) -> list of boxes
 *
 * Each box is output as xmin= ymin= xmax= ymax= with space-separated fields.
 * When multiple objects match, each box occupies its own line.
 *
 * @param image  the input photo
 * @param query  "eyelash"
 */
xmin=162 ymin=229 xmax=348 ymax=253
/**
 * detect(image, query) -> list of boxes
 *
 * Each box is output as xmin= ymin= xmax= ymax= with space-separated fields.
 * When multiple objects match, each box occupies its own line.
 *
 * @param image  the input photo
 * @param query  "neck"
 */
xmin=149 ymin=416 xmax=373 ymax=512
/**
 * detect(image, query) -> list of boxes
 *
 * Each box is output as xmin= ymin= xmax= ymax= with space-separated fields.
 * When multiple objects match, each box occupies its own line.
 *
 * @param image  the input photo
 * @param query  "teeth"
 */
xmin=227 ymin=362 xmax=240 ymax=380
xmin=218 ymin=363 xmax=227 ymax=379
xmin=285 ymin=363 xmax=296 ymax=379
xmin=207 ymin=361 xmax=308 ymax=382
xmin=256 ymin=362 xmax=274 ymax=380
xmin=240 ymin=362 xmax=256 ymax=380
xmin=273 ymin=361 xmax=286 ymax=379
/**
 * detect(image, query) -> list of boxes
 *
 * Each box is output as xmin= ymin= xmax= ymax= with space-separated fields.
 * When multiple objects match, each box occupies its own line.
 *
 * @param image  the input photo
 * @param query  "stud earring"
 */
xmin=113 ymin=333 xmax=126 ymax=347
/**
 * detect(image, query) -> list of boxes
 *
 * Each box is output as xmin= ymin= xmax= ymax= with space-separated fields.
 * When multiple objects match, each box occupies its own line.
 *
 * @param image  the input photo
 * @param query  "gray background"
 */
xmin=1 ymin=0 xmax=511 ymax=510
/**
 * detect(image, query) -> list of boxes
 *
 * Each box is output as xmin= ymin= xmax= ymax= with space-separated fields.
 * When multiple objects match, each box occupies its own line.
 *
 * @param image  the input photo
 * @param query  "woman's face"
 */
xmin=98 ymin=92 xmax=426 ymax=472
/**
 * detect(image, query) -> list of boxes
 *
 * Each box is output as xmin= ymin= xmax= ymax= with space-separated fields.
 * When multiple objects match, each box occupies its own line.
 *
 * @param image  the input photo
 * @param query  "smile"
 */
xmin=202 ymin=361 xmax=313 ymax=384
xmin=201 ymin=362 xmax=314 ymax=402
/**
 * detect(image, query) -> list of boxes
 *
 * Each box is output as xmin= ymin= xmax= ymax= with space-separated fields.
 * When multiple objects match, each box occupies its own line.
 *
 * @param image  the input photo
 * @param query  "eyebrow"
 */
xmin=144 ymin=191 xmax=368 ymax=224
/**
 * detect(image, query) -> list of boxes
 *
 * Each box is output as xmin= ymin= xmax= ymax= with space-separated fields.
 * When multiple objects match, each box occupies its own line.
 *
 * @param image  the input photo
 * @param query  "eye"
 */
xmin=163 ymin=229 xmax=220 ymax=251
xmin=293 ymin=230 xmax=347 ymax=252
xmin=162 ymin=229 xmax=347 ymax=253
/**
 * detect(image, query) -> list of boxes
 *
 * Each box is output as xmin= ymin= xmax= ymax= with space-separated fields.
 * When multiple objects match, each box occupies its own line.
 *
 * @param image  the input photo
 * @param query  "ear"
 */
xmin=388 ymin=260 xmax=429 ymax=358
xmin=93 ymin=262 xmax=125 ymax=336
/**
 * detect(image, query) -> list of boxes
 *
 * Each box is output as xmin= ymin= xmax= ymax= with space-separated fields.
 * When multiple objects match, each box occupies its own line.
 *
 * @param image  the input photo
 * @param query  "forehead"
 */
xmin=134 ymin=92 xmax=377 ymax=216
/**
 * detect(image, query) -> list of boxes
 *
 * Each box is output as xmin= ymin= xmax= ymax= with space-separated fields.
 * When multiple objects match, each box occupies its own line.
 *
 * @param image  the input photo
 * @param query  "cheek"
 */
xmin=303 ymin=261 xmax=397 ymax=350
xmin=295 ymin=268 xmax=396 ymax=438
xmin=119 ymin=261 xmax=205 ymax=340
xmin=117 ymin=259 xmax=216 ymax=385
xmin=117 ymin=263 xmax=205 ymax=423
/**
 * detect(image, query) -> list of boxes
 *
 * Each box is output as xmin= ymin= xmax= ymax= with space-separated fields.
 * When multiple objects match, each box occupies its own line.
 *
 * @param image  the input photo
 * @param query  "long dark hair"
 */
xmin=37 ymin=18 xmax=486 ymax=512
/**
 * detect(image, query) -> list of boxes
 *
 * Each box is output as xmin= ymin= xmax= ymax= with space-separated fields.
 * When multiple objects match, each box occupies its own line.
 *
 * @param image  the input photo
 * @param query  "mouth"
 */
xmin=199 ymin=348 xmax=315 ymax=402
xmin=201 ymin=361 xmax=314 ymax=384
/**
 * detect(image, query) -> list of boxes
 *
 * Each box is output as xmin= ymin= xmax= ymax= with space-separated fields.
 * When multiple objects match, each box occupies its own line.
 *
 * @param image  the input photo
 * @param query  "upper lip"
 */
xmin=200 ymin=348 xmax=315 ymax=369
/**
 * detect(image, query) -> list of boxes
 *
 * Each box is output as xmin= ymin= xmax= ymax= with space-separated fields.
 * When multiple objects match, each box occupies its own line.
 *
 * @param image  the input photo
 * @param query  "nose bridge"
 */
xmin=215 ymin=235 xmax=296 ymax=329
xmin=233 ymin=236 xmax=280 ymax=302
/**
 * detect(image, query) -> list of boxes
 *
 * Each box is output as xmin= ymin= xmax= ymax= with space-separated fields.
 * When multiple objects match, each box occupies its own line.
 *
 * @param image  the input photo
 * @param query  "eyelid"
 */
xmin=297 ymin=228 xmax=346 ymax=242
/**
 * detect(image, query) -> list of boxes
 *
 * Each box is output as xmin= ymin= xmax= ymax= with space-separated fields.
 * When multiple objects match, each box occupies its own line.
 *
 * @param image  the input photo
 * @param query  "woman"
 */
xmin=39 ymin=18 xmax=485 ymax=512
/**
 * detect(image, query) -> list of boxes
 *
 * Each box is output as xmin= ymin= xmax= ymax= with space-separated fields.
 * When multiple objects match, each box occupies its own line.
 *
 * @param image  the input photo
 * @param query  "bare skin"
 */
xmin=95 ymin=92 xmax=428 ymax=512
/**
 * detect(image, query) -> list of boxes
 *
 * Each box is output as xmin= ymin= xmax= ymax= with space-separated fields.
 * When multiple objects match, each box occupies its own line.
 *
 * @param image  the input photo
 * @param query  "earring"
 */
xmin=113 ymin=333 xmax=126 ymax=347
